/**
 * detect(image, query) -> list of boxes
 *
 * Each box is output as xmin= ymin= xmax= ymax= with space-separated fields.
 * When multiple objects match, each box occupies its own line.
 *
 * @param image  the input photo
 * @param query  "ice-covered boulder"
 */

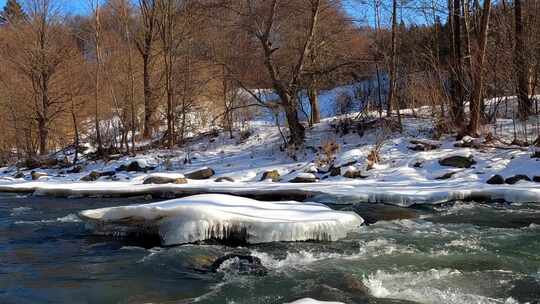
xmin=79 ymin=194 xmax=363 ymax=246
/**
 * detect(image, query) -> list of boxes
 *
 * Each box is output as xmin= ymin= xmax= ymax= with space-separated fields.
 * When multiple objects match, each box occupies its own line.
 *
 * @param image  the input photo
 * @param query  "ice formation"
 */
xmin=79 ymin=194 xmax=363 ymax=245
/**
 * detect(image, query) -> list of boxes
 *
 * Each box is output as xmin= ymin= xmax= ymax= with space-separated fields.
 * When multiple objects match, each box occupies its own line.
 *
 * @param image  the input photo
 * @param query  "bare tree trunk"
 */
xmin=514 ymin=0 xmax=531 ymax=120
xmin=387 ymin=0 xmax=398 ymax=119
xmin=449 ymin=0 xmax=465 ymax=125
xmin=467 ymin=0 xmax=492 ymax=135
xmin=138 ymin=0 xmax=157 ymax=139
xmin=307 ymin=77 xmax=320 ymax=125
xmin=121 ymin=1 xmax=137 ymax=154
xmin=93 ymin=1 xmax=104 ymax=156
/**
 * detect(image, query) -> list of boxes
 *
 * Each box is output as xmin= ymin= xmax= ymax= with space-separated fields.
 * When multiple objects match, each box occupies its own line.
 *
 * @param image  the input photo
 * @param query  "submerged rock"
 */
xmin=209 ymin=254 xmax=267 ymax=276
xmin=346 ymin=203 xmax=419 ymax=225
xmin=439 ymin=155 xmax=476 ymax=168
xmin=505 ymin=175 xmax=531 ymax=185
xmin=486 ymin=174 xmax=505 ymax=185
xmin=185 ymin=167 xmax=215 ymax=180
xmin=143 ymin=175 xmax=187 ymax=185
xmin=260 ymin=170 xmax=280 ymax=182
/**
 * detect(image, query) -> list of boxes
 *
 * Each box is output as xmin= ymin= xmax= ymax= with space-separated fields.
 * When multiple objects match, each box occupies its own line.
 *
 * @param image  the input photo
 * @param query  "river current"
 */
xmin=1 ymin=193 xmax=539 ymax=304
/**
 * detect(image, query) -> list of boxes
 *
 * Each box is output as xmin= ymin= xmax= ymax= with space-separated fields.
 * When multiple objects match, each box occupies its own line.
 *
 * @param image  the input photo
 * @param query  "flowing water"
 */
xmin=1 ymin=193 xmax=540 ymax=304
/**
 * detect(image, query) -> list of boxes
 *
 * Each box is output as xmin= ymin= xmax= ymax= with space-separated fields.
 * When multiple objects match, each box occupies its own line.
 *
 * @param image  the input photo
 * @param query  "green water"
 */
xmin=1 ymin=194 xmax=539 ymax=304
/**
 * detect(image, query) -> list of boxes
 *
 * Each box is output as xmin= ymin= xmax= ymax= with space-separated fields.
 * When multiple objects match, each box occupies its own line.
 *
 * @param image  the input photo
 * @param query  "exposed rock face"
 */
xmin=505 ymin=175 xmax=531 ymax=185
xmin=215 ymin=177 xmax=235 ymax=182
xmin=289 ymin=173 xmax=317 ymax=183
xmin=534 ymin=176 xmax=540 ymax=183
xmin=185 ymin=167 xmax=215 ymax=180
xmin=31 ymin=171 xmax=47 ymax=180
xmin=209 ymin=254 xmax=268 ymax=276
xmin=439 ymin=155 xmax=476 ymax=168
xmin=260 ymin=170 xmax=280 ymax=182
xmin=143 ymin=176 xmax=188 ymax=185
xmin=486 ymin=174 xmax=505 ymax=185
xmin=116 ymin=161 xmax=154 ymax=172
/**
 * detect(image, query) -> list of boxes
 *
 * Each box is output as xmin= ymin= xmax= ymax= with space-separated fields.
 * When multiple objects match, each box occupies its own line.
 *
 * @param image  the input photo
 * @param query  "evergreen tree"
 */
xmin=0 ymin=0 xmax=27 ymax=25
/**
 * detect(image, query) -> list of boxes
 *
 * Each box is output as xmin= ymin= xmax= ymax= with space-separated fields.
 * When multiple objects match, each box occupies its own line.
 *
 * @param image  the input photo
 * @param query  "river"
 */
xmin=1 ymin=193 xmax=539 ymax=304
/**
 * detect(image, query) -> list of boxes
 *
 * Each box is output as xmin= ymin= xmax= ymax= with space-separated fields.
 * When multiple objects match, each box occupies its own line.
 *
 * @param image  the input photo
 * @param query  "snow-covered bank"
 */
xmin=1 ymin=178 xmax=540 ymax=207
xmin=79 ymin=194 xmax=363 ymax=245
xmin=1 ymin=97 xmax=539 ymax=207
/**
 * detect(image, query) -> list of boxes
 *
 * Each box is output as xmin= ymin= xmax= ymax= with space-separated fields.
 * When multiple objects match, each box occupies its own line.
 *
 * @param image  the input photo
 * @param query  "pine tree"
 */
xmin=1 ymin=0 xmax=27 ymax=25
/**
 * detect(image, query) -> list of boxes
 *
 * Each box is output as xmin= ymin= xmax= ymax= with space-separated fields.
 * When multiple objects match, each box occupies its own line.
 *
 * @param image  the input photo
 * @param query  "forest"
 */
xmin=0 ymin=0 xmax=539 ymax=164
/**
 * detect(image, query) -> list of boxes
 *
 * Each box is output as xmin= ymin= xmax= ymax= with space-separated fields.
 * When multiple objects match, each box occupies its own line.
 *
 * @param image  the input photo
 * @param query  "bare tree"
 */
xmin=514 ymin=0 xmax=531 ymax=120
xmin=467 ymin=0 xmax=492 ymax=135
xmin=135 ymin=0 xmax=158 ymax=139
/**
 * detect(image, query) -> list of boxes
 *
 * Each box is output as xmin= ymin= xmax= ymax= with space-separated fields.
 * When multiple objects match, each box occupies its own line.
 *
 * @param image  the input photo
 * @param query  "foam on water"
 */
xmin=284 ymin=298 xmax=345 ymax=304
xmin=363 ymin=269 xmax=520 ymax=304
xmin=15 ymin=213 xmax=81 ymax=224
xmin=251 ymin=238 xmax=417 ymax=271
xmin=10 ymin=206 xmax=32 ymax=216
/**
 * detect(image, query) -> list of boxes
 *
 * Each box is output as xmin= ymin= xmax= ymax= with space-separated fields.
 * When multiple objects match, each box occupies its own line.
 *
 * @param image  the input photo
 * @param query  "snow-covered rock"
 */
xmin=79 ymin=194 xmax=363 ymax=246
xmin=289 ymin=173 xmax=318 ymax=183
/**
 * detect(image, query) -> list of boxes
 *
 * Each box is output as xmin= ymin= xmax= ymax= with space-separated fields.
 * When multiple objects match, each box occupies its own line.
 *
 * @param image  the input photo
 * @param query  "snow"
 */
xmin=0 ymin=89 xmax=539 ymax=207
xmin=79 ymin=194 xmax=364 ymax=245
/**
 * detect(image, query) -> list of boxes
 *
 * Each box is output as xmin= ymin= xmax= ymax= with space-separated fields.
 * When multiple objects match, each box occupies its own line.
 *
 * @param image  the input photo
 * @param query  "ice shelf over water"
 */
xmin=79 ymin=194 xmax=364 ymax=245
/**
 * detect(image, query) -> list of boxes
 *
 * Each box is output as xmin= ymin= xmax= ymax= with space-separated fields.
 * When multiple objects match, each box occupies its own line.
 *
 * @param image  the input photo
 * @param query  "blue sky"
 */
xmin=0 ymin=0 xmax=435 ymax=27
xmin=0 ymin=0 xmax=92 ymax=15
